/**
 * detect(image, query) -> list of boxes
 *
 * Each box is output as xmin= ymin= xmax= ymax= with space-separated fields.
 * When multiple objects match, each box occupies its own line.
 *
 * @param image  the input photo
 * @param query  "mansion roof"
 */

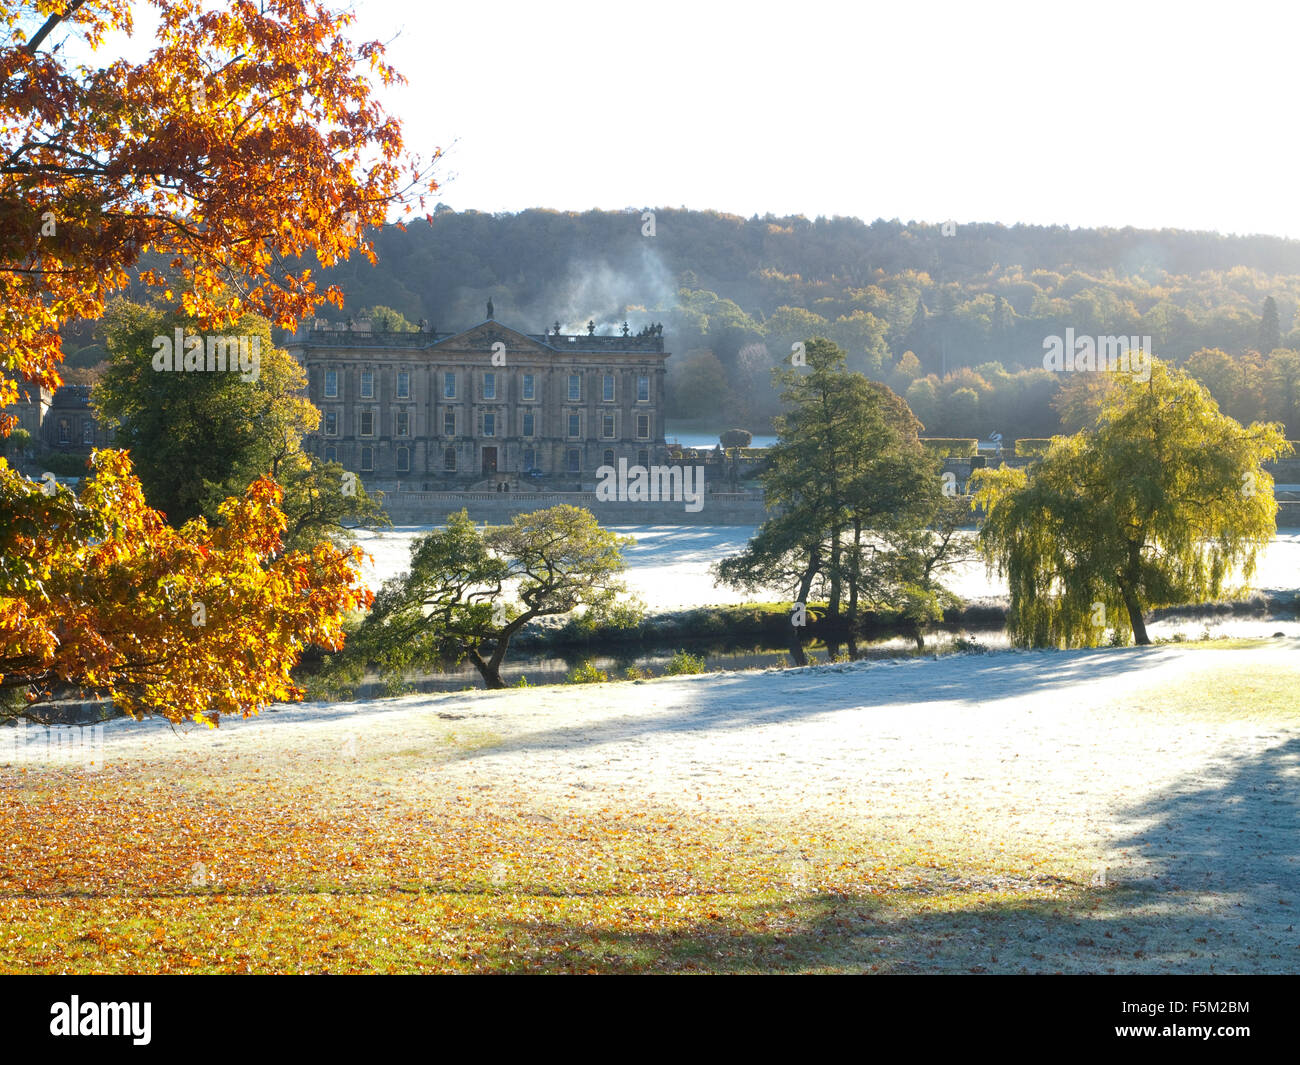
xmin=287 ymin=318 xmax=668 ymax=357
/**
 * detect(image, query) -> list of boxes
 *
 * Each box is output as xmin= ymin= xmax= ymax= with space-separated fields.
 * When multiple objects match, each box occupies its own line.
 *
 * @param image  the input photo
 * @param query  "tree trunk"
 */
xmin=467 ymin=647 xmax=506 ymax=689
xmin=847 ymin=519 xmax=861 ymax=630
xmin=788 ymin=544 xmax=822 ymax=668
xmin=788 ymin=625 xmax=808 ymax=667
xmin=795 ymin=547 xmax=821 ymax=606
xmin=1120 ymin=583 xmax=1150 ymax=646
xmin=1121 ymin=542 xmax=1151 ymax=646
xmin=829 ymin=525 xmax=842 ymax=620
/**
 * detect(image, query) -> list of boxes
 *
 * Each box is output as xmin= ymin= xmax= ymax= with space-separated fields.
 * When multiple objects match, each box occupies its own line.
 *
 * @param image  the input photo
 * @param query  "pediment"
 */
xmin=435 ymin=322 xmax=553 ymax=356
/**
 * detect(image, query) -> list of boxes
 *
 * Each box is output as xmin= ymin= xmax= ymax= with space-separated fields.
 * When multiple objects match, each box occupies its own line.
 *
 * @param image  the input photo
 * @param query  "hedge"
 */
xmin=1014 ymin=439 xmax=1300 ymax=461
xmin=36 ymin=451 xmax=92 ymax=476
xmin=919 ymin=438 xmax=978 ymax=458
xmin=1012 ymin=438 xmax=1055 ymax=458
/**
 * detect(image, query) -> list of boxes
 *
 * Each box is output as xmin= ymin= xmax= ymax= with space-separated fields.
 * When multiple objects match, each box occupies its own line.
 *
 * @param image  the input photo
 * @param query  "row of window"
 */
xmin=324 ymin=445 xmax=651 ymax=474
xmin=324 ymin=369 xmax=653 ymax=404
xmin=323 ymin=409 xmax=653 ymax=440
xmin=55 ymin=416 xmax=96 ymax=445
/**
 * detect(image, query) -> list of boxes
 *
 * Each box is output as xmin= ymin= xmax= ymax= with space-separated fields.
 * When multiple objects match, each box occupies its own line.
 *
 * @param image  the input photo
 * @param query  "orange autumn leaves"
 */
xmin=1 ymin=1 xmax=431 ymax=717
xmin=0 ymin=758 xmax=1083 ymax=973
xmin=1 ymin=0 xmax=434 ymax=426
xmin=0 ymin=450 xmax=372 ymax=724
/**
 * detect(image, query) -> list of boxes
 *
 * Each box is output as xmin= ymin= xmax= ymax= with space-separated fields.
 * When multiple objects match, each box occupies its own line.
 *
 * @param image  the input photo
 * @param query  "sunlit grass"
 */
xmin=1 ymin=649 xmax=1296 ymax=973
xmin=1123 ymin=660 xmax=1300 ymax=720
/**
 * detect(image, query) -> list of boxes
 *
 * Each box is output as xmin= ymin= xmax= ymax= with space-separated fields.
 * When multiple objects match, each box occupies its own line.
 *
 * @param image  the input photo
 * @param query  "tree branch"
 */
xmin=24 ymin=0 xmax=89 ymax=56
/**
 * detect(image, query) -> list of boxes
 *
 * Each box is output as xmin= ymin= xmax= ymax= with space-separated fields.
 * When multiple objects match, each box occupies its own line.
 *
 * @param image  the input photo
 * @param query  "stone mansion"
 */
xmin=286 ymin=310 xmax=670 ymax=489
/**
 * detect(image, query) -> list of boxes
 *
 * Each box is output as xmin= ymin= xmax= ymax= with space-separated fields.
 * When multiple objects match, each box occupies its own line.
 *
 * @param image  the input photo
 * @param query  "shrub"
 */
xmin=663 ymin=649 xmax=707 ymax=675
xmin=36 ymin=451 xmax=91 ymax=476
xmin=566 ymin=660 xmax=607 ymax=684
xmin=2 ymin=427 xmax=31 ymax=456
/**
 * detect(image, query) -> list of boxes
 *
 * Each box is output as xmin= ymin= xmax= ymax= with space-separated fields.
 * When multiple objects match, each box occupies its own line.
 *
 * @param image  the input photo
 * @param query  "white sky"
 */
xmin=78 ymin=1 xmax=1300 ymax=237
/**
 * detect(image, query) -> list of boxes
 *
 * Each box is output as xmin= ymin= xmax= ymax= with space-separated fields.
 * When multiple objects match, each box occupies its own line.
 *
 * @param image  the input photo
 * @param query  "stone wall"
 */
xmin=380 ymin=490 xmax=770 ymax=526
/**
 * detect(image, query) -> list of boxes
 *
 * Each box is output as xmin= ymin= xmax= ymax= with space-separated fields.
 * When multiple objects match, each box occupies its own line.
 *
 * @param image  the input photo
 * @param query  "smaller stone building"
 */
xmin=2 ymin=383 xmax=111 ymax=453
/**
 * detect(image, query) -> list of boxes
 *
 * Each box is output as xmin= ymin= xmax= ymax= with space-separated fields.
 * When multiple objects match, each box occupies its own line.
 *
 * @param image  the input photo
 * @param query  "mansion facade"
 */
xmin=287 ymin=314 xmax=670 ymax=488
xmin=3 ymin=383 xmax=111 ymax=453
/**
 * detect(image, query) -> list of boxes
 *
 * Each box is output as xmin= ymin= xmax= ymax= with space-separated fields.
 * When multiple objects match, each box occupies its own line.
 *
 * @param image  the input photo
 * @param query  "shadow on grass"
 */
xmin=485 ymin=871 xmax=1294 ymax=974
xmin=479 ymin=886 xmax=1179 ymax=974
xmin=482 ymin=715 xmax=1300 ymax=973
xmin=441 ymin=645 xmax=1177 ymax=762
xmin=1104 ymin=734 xmax=1300 ymax=934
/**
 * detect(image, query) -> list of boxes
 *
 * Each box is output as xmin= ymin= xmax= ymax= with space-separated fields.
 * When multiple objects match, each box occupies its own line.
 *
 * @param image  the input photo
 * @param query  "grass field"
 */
xmin=2 ymin=642 xmax=1298 ymax=973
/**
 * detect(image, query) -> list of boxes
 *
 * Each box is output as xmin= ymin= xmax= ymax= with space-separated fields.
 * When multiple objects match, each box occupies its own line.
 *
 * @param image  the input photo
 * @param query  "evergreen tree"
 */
xmin=714 ymin=339 xmax=940 ymax=654
xmin=1259 ymin=296 xmax=1282 ymax=354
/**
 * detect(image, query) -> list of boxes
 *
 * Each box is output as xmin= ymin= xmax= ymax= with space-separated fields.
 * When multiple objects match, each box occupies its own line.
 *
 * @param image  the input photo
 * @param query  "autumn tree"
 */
xmin=342 ymin=507 xmax=639 ymax=690
xmin=0 ymin=451 xmax=371 ymax=723
xmin=1 ymin=0 xmax=434 ymax=718
xmin=1185 ymin=348 xmax=1251 ymax=423
xmin=730 ymin=342 xmax=776 ymax=425
xmin=888 ymin=351 xmax=923 ymax=394
xmin=1263 ymin=348 xmax=1300 ymax=438
xmin=1 ymin=0 xmax=433 ymax=418
xmin=670 ymin=351 xmax=730 ymax=420
xmin=1051 ymin=369 xmax=1118 ymax=433
xmin=973 ymin=360 xmax=1290 ymax=647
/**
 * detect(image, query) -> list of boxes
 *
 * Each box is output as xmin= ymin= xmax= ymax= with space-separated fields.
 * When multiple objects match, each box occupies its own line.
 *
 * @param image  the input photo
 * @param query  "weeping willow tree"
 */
xmin=973 ymin=360 xmax=1290 ymax=646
